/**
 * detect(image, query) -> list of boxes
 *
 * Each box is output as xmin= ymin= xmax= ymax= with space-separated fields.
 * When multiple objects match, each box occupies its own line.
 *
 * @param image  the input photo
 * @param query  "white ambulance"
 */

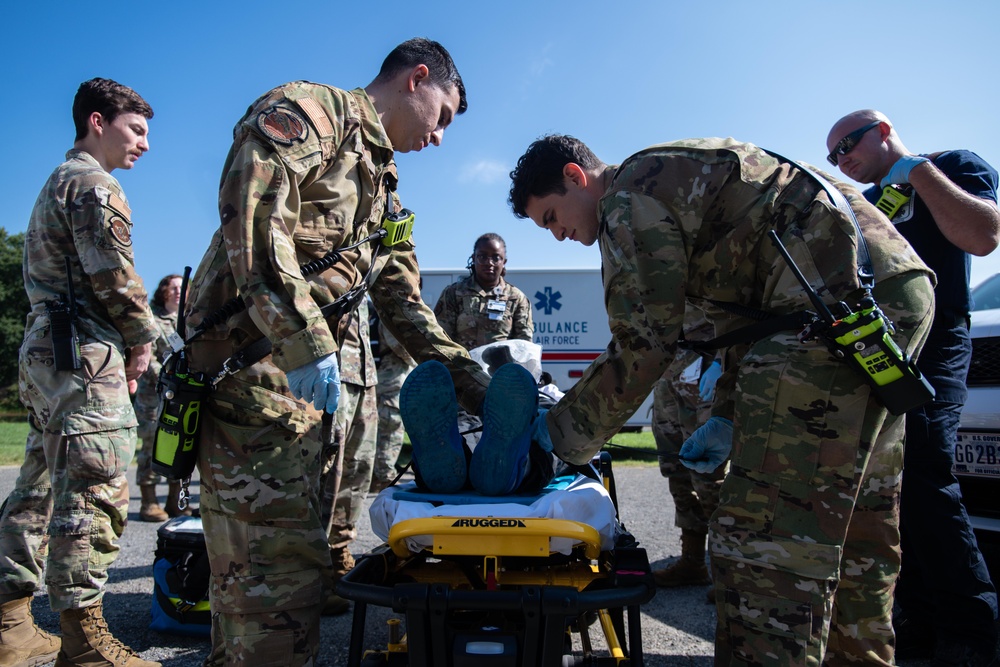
xmin=420 ymin=268 xmax=654 ymax=428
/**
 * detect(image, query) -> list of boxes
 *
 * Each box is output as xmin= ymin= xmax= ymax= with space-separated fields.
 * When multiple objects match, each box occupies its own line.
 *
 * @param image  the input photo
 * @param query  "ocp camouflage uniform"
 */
xmin=433 ymin=274 xmax=534 ymax=350
xmin=320 ymin=299 xmax=377 ymax=568
xmin=651 ymin=308 xmax=723 ymax=533
xmin=185 ymin=82 xmax=490 ymax=667
xmin=373 ymin=320 xmax=415 ymax=487
xmin=133 ymin=302 xmax=178 ymax=487
xmin=545 ymin=138 xmax=935 ymax=666
xmin=0 ymin=149 xmax=156 ymax=611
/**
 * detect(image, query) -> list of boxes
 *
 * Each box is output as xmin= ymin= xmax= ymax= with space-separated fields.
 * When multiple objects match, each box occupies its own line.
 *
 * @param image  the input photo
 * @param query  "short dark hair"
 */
xmin=508 ymin=135 xmax=603 ymax=218
xmin=151 ymin=273 xmax=182 ymax=309
xmin=376 ymin=38 xmax=467 ymax=114
xmin=73 ymin=78 xmax=153 ymax=141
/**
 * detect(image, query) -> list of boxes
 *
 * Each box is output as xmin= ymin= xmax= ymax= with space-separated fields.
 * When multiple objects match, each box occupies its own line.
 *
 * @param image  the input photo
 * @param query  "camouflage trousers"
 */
xmin=198 ymin=396 xmax=332 ymax=667
xmin=373 ymin=351 xmax=414 ymax=486
xmin=133 ymin=382 xmax=162 ymax=487
xmin=652 ymin=365 xmax=724 ymax=534
xmin=321 ymin=381 xmax=377 ymax=555
xmin=0 ymin=330 xmax=136 ymax=611
xmin=710 ymin=270 xmax=934 ymax=667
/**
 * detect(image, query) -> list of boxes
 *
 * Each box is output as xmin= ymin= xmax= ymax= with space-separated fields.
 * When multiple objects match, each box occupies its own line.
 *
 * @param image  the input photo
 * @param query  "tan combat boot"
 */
xmin=322 ymin=547 xmax=356 ymax=616
xmin=0 ymin=594 xmax=60 ymax=667
xmin=164 ymin=483 xmax=191 ymax=519
xmin=652 ymin=529 xmax=711 ymax=587
xmin=137 ymin=486 xmax=167 ymax=523
xmin=55 ymin=601 xmax=161 ymax=667
xmin=322 ymin=594 xmax=350 ymax=617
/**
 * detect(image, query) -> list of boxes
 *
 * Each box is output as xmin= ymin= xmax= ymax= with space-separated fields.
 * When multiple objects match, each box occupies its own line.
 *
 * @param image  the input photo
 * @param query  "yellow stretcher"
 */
xmin=336 ymin=453 xmax=656 ymax=667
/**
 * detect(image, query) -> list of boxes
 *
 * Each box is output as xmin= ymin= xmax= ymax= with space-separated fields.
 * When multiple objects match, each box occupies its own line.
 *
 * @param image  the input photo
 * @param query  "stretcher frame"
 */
xmin=337 ymin=453 xmax=656 ymax=667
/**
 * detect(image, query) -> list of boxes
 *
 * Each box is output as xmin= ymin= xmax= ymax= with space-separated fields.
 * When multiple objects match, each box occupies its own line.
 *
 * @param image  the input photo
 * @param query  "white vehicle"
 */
xmin=420 ymin=268 xmax=654 ymax=428
xmin=955 ymin=279 xmax=1000 ymax=534
xmin=971 ymin=272 xmax=1000 ymax=311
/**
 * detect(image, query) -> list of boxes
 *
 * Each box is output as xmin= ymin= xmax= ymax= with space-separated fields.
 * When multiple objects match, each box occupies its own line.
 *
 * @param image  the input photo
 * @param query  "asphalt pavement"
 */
xmin=0 ymin=464 xmax=951 ymax=666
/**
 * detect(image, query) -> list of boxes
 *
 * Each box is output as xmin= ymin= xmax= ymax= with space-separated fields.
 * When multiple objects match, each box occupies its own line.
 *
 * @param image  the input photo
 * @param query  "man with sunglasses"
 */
xmin=827 ymin=110 xmax=1000 ymax=666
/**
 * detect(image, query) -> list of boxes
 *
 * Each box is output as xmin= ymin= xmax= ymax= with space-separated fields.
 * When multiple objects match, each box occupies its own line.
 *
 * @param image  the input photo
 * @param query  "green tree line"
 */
xmin=0 ymin=228 xmax=29 ymax=411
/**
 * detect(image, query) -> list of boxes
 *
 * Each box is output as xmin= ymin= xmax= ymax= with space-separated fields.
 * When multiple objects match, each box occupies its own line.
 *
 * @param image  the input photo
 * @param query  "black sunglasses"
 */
xmin=827 ymin=120 xmax=881 ymax=166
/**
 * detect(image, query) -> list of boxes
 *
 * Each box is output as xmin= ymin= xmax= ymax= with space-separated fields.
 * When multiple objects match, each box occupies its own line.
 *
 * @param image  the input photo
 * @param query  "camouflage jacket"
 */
xmin=547 ymin=138 xmax=933 ymax=464
xmin=653 ymin=305 xmax=716 ymax=412
xmin=339 ymin=298 xmax=376 ymax=388
xmin=23 ymin=149 xmax=156 ymax=349
xmin=186 ymin=82 xmax=489 ymax=428
xmin=433 ymin=275 xmax=534 ymax=350
xmin=378 ymin=317 xmax=415 ymax=368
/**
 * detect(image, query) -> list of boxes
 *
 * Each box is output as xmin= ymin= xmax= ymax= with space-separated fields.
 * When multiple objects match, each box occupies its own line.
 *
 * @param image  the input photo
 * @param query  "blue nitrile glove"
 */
xmin=880 ymin=155 xmax=930 ymax=188
xmin=532 ymin=409 xmax=553 ymax=452
xmin=286 ymin=353 xmax=341 ymax=413
xmin=679 ymin=416 xmax=733 ymax=474
xmin=699 ymin=360 xmax=722 ymax=402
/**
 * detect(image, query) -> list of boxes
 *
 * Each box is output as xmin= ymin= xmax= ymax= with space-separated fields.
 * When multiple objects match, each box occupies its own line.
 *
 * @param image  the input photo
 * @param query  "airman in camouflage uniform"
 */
xmin=433 ymin=233 xmax=533 ymax=350
xmin=511 ymin=135 xmax=935 ymax=666
xmin=0 ymin=78 xmax=160 ymax=667
xmin=372 ymin=319 xmax=415 ymax=490
xmin=185 ymin=40 xmax=491 ymax=666
xmin=133 ymin=275 xmax=189 ymax=522
xmin=318 ymin=299 xmax=377 ymax=613
xmin=651 ymin=307 xmax=724 ymax=588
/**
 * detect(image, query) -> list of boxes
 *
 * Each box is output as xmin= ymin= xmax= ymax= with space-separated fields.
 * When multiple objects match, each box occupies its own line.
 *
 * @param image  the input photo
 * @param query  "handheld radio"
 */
xmin=380 ymin=208 xmax=414 ymax=247
xmin=151 ymin=353 xmax=208 ymax=481
xmin=152 ymin=267 xmax=209 ymax=482
xmin=768 ymin=230 xmax=934 ymax=415
xmin=49 ymin=257 xmax=82 ymax=371
xmin=873 ymin=184 xmax=912 ymax=220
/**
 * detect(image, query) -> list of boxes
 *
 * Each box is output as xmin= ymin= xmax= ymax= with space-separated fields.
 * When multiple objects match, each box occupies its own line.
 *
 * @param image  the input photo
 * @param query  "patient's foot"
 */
xmin=470 ymin=363 xmax=538 ymax=496
xmin=401 ymin=360 xmax=467 ymax=493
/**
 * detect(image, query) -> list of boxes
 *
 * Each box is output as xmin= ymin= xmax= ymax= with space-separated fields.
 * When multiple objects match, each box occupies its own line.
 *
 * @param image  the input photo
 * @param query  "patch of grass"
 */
xmin=602 ymin=429 xmax=658 ymax=465
xmin=0 ymin=420 xmax=28 ymax=466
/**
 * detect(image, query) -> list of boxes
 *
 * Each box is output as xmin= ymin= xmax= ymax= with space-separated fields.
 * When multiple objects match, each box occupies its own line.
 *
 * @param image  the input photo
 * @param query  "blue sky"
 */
xmin=3 ymin=0 xmax=1000 ymax=294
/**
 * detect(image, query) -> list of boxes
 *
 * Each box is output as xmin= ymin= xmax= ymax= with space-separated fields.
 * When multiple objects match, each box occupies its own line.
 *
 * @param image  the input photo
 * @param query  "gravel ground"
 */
xmin=1 ymin=463 xmax=983 ymax=666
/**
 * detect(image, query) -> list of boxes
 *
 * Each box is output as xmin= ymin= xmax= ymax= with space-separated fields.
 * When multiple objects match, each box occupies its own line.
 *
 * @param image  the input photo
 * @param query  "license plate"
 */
xmin=954 ymin=431 xmax=1000 ymax=478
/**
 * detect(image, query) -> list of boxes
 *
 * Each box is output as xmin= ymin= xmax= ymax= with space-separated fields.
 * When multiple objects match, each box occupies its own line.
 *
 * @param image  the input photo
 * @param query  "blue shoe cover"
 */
xmin=400 ymin=360 xmax=466 ymax=493
xmin=470 ymin=363 xmax=538 ymax=496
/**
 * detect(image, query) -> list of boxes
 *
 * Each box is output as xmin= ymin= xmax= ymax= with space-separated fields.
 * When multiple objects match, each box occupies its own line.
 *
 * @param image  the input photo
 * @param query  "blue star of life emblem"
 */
xmin=535 ymin=286 xmax=562 ymax=315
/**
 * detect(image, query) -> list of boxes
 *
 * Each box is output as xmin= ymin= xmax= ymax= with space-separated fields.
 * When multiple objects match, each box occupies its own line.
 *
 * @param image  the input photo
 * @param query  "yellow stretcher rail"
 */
xmin=387 ymin=516 xmax=603 ymax=560
xmin=598 ymin=609 xmax=628 ymax=662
